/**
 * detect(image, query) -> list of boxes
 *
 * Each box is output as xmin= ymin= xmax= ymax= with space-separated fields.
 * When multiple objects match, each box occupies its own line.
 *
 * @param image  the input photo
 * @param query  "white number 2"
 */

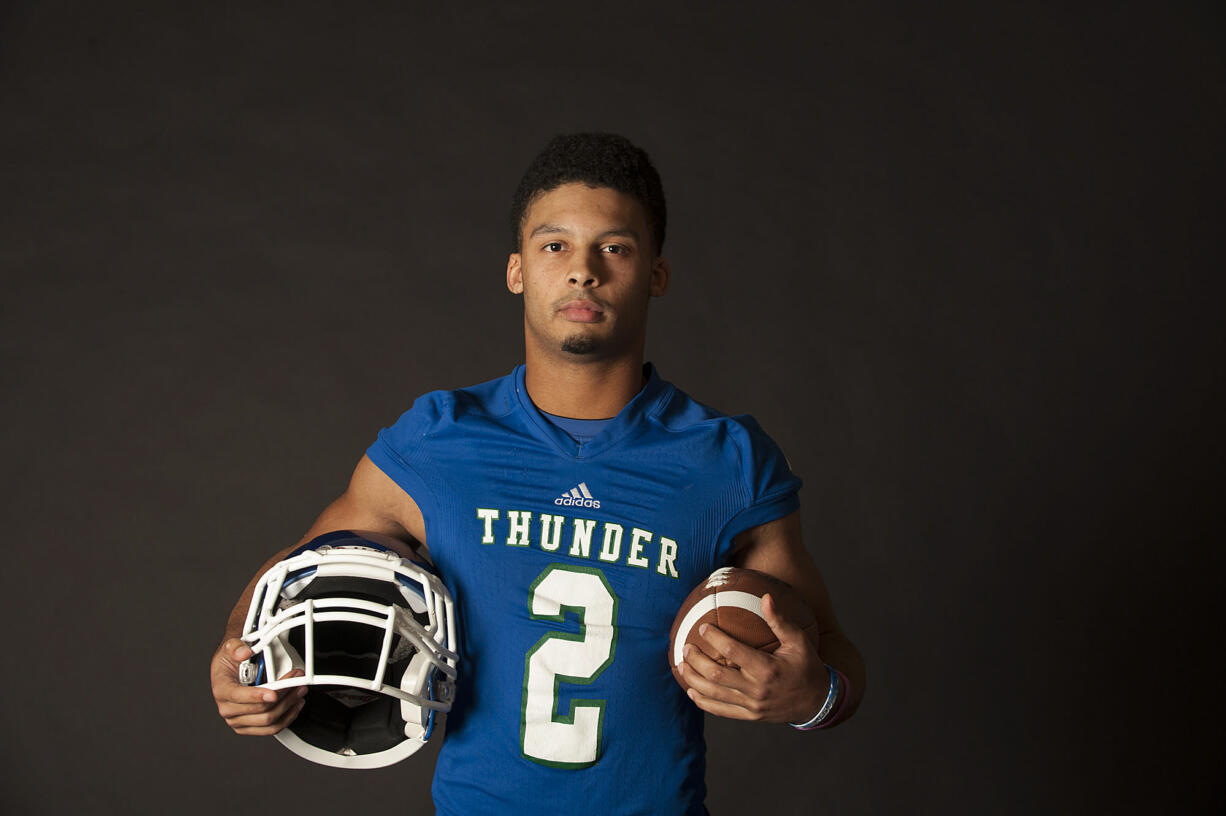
xmin=521 ymin=564 xmax=619 ymax=767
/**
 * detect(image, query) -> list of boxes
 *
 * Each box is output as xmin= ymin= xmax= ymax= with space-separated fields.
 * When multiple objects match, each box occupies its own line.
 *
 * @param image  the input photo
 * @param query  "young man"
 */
xmin=211 ymin=134 xmax=864 ymax=814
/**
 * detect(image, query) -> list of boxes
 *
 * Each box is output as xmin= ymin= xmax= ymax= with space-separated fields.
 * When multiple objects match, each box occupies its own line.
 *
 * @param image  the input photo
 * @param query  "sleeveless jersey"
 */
xmin=366 ymin=363 xmax=801 ymax=815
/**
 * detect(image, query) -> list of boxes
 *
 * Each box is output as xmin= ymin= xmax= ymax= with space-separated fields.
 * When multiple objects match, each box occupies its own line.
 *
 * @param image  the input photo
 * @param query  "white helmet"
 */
xmin=238 ymin=530 xmax=458 ymax=768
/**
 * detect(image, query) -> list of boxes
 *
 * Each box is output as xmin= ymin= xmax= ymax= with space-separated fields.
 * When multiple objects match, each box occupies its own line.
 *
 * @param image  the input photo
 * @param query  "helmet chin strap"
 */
xmin=400 ymin=652 xmax=433 ymax=741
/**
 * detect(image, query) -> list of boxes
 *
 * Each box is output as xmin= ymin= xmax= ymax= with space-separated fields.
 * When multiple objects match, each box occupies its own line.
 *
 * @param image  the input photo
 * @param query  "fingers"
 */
xmin=685 ymin=685 xmax=758 ymax=721
xmin=694 ymin=624 xmax=769 ymax=678
xmin=678 ymin=665 xmax=754 ymax=718
xmin=679 ymin=643 xmax=778 ymax=720
xmin=681 ymin=643 xmax=753 ymax=696
xmin=678 ymin=622 xmax=793 ymax=722
xmin=212 ymin=638 xmax=308 ymax=735
xmin=211 ymin=641 xmax=275 ymax=705
xmin=216 ymin=667 xmax=305 ymax=709
xmin=217 ymin=684 xmax=281 ymax=708
xmin=679 ymin=604 xmax=828 ymax=725
xmin=228 ymin=688 xmax=308 ymax=735
xmin=218 ymin=669 xmax=308 ymax=733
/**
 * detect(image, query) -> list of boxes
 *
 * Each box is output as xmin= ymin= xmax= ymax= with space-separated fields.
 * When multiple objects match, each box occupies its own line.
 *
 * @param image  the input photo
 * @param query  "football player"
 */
xmin=211 ymin=133 xmax=865 ymax=814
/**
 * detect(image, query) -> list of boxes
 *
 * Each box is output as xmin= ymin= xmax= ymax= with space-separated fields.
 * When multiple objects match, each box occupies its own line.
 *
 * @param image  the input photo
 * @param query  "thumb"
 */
xmin=222 ymin=638 xmax=253 ymax=663
xmin=761 ymin=593 xmax=805 ymax=649
xmin=211 ymin=639 xmax=251 ymax=685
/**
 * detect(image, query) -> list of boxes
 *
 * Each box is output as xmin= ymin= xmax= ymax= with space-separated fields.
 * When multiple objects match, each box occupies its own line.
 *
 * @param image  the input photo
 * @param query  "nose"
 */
xmin=567 ymin=251 xmax=602 ymax=288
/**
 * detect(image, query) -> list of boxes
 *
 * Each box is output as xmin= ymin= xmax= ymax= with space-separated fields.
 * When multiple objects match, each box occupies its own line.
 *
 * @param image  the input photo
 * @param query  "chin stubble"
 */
xmin=560 ymin=335 xmax=599 ymax=355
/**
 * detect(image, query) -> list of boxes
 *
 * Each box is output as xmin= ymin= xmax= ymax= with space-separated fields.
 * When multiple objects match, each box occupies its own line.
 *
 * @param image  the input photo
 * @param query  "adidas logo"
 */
xmin=555 ymin=482 xmax=601 ymax=509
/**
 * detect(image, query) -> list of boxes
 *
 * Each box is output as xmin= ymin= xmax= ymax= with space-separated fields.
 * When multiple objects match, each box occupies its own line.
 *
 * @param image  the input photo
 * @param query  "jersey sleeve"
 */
xmin=365 ymin=393 xmax=444 ymax=525
xmin=712 ymin=416 xmax=803 ymax=563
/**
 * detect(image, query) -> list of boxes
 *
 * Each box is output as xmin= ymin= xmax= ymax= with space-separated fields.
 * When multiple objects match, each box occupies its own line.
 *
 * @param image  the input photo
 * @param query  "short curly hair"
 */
xmin=510 ymin=133 xmax=667 ymax=255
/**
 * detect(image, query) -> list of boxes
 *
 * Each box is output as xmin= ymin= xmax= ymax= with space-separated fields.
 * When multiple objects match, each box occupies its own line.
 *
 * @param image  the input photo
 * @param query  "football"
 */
xmin=668 ymin=567 xmax=817 ymax=692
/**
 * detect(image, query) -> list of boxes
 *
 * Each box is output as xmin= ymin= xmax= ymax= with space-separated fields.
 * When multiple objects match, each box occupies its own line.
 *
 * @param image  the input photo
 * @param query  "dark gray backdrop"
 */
xmin=2 ymin=1 xmax=1221 ymax=813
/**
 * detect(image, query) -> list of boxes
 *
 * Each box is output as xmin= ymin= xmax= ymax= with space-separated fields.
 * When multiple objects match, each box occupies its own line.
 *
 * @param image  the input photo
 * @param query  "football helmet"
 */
xmin=238 ymin=530 xmax=458 ymax=768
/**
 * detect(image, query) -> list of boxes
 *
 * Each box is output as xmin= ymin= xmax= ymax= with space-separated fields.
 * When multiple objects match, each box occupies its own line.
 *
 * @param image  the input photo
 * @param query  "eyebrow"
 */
xmin=529 ymin=224 xmax=641 ymax=242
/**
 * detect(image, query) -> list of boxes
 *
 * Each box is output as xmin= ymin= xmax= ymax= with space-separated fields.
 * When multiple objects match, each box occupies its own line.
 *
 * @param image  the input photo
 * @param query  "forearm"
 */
xmin=222 ymin=543 xmax=301 ymax=642
xmin=728 ymin=511 xmax=865 ymax=727
xmin=814 ymin=629 xmax=865 ymax=727
xmin=211 ymin=459 xmax=423 ymax=739
xmin=221 ymin=491 xmax=420 ymax=643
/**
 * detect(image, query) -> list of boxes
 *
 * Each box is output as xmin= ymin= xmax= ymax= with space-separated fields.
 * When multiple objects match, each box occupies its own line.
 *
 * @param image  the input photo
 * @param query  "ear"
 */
xmin=506 ymin=253 xmax=524 ymax=294
xmin=650 ymin=257 xmax=670 ymax=297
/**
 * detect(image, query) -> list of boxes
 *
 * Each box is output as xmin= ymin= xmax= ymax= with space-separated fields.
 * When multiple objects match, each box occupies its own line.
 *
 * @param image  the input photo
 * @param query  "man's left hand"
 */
xmin=678 ymin=592 xmax=827 ymax=723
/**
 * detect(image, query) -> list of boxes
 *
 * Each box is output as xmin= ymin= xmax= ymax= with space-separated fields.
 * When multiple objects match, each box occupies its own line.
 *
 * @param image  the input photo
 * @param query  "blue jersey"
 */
xmin=367 ymin=363 xmax=801 ymax=815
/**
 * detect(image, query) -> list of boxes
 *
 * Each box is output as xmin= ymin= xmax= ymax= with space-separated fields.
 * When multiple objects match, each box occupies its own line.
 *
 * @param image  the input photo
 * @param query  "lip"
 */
xmin=557 ymin=299 xmax=605 ymax=323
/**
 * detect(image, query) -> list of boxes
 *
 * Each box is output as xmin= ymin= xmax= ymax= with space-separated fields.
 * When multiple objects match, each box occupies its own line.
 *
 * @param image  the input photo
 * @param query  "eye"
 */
xmin=542 ymin=242 xmax=564 ymax=252
xmin=602 ymin=244 xmax=628 ymax=255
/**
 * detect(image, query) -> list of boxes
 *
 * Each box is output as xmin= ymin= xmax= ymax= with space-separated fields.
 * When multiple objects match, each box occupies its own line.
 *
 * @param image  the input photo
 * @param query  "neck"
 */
xmin=522 ymin=344 xmax=646 ymax=419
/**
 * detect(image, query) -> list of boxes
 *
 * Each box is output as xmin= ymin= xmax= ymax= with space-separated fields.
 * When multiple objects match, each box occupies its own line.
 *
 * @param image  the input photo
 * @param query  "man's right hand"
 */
xmin=211 ymin=456 xmax=425 ymax=737
xmin=211 ymin=638 xmax=307 ymax=735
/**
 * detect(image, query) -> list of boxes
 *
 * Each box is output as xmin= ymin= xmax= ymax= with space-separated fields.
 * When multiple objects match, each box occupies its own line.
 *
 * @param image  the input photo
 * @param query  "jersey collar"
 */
xmin=511 ymin=362 xmax=672 ymax=459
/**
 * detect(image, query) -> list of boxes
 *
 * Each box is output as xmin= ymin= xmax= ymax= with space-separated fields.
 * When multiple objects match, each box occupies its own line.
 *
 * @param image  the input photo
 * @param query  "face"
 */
xmin=507 ymin=183 xmax=669 ymax=361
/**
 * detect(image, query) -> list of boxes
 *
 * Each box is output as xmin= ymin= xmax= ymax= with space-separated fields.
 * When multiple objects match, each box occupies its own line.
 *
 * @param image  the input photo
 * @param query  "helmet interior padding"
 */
xmin=284 ymin=576 xmax=417 ymax=756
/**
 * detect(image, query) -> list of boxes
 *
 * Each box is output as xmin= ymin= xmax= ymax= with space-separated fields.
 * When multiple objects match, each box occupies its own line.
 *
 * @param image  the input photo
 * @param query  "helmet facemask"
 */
xmin=239 ymin=532 xmax=458 ymax=768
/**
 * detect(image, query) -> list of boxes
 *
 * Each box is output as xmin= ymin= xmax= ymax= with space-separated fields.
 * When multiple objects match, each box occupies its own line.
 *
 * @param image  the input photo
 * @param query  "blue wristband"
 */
xmin=790 ymin=665 xmax=840 ymax=730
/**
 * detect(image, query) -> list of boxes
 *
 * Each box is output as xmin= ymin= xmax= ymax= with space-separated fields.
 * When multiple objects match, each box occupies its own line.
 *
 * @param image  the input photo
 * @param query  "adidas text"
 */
xmin=555 ymin=496 xmax=601 ymax=509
